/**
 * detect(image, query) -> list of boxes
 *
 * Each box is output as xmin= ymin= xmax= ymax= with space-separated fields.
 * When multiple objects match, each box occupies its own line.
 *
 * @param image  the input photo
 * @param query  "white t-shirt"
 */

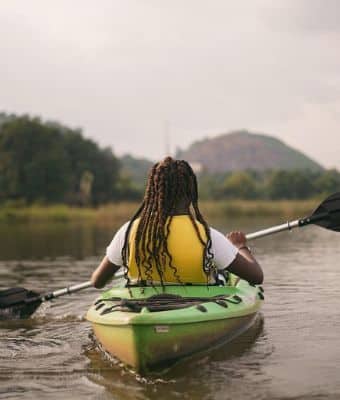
xmin=106 ymin=221 xmax=238 ymax=270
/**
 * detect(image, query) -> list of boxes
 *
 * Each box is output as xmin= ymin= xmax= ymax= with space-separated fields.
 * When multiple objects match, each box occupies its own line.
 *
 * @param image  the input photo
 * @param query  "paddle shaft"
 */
xmin=39 ymin=271 xmax=125 ymax=303
xmin=41 ymin=281 xmax=92 ymax=301
xmin=246 ymin=212 xmax=329 ymax=241
xmin=246 ymin=219 xmax=299 ymax=240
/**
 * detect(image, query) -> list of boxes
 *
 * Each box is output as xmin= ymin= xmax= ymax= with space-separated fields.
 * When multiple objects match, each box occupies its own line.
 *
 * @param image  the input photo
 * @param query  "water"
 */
xmin=1 ymin=218 xmax=340 ymax=400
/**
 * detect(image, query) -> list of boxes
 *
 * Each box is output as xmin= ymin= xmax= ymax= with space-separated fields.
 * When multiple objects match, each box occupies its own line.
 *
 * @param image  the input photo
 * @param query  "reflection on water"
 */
xmin=1 ymin=218 xmax=340 ymax=399
xmin=0 ymin=221 xmax=118 ymax=261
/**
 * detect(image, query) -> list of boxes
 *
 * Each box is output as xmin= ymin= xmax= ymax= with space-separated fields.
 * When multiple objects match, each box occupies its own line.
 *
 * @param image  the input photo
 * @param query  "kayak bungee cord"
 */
xmin=93 ymin=292 xmax=246 ymax=314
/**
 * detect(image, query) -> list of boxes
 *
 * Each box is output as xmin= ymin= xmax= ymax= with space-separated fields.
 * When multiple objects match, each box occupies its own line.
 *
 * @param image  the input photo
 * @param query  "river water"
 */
xmin=1 ymin=217 xmax=340 ymax=400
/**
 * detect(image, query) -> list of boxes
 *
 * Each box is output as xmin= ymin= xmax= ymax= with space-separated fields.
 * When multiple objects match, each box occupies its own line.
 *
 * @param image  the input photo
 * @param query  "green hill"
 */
xmin=176 ymin=130 xmax=323 ymax=172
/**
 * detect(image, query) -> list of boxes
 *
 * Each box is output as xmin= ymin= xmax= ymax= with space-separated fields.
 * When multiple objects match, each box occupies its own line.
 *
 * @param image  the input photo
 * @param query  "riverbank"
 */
xmin=0 ymin=199 xmax=319 ymax=224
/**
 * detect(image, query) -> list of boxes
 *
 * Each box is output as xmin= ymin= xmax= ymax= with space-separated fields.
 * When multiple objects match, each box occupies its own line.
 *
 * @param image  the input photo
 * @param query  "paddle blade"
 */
xmin=0 ymin=287 xmax=42 ymax=320
xmin=311 ymin=192 xmax=340 ymax=232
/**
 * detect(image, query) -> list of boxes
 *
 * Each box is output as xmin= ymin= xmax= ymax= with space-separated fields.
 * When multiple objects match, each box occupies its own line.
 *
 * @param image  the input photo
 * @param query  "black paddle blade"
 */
xmin=310 ymin=192 xmax=340 ymax=232
xmin=0 ymin=287 xmax=42 ymax=320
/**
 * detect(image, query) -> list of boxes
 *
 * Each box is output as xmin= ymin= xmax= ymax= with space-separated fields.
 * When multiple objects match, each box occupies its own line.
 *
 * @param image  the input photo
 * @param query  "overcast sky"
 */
xmin=1 ymin=0 xmax=339 ymax=168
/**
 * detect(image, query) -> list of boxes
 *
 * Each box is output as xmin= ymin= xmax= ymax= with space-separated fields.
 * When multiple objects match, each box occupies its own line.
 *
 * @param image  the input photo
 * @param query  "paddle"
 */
xmin=1 ymin=192 xmax=339 ymax=320
xmin=0 ymin=272 xmax=124 ymax=320
xmin=246 ymin=191 xmax=340 ymax=240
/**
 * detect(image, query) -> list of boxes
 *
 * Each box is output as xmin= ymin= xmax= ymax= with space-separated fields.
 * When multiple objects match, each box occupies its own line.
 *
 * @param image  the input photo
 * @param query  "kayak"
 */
xmin=86 ymin=277 xmax=264 ymax=373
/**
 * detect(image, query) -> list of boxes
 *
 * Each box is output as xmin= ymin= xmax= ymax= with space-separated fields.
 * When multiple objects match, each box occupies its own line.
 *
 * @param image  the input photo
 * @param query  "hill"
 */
xmin=176 ymin=130 xmax=323 ymax=172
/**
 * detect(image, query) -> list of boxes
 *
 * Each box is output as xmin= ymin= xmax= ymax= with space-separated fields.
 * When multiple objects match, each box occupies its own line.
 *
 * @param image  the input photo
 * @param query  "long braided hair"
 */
xmin=121 ymin=157 xmax=214 ymax=286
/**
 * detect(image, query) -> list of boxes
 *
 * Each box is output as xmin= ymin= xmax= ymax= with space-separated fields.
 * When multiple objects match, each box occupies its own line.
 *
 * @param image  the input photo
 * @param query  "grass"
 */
xmin=0 ymin=199 xmax=319 ymax=224
xmin=0 ymin=204 xmax=95 ymax=223
xmin=200 ymin=199 xmax=317 ymax=219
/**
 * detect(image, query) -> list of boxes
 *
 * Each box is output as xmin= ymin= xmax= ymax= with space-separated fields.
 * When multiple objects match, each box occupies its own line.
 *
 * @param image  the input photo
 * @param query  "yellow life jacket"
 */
xmin=127 ymin=215 xmax=208 ymax=283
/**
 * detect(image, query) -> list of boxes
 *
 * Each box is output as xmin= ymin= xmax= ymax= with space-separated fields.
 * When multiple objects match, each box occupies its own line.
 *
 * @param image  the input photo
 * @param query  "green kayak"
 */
xmin=86 ymin=277 xmax=264 ymax=373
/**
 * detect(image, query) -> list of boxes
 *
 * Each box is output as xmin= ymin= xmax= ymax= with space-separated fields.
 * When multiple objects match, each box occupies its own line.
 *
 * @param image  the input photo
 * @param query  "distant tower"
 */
xmin=164 ymin=120 xmax=171 ymax=157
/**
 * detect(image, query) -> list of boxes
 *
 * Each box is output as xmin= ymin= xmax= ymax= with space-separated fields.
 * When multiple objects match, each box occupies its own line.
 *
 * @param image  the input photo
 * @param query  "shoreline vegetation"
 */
xmin=0 ymin=199 xmax=319 ymax=224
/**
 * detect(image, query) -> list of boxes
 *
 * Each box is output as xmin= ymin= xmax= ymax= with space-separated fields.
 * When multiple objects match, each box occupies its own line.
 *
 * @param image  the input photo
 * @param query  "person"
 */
xmin=91 ymin=157 xmax=263 ymax=289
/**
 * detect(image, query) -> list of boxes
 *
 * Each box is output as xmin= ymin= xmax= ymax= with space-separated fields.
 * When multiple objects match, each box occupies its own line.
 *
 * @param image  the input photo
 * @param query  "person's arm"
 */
xmin=227 ymin=231 xmax=263 ymax=285
xmin=91 ymin=256 xmax=121 ymax=289
xmin=91 ymin=221 xmax=129 ymax=289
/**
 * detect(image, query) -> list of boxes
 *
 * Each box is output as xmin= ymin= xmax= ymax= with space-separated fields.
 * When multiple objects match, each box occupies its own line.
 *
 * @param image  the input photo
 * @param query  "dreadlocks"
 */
xmin=121 ymin=157 xmax=214 ymax=286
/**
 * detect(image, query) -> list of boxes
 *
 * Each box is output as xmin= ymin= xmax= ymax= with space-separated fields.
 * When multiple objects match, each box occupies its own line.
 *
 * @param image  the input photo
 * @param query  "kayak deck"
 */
xmin=86 ymin=280 xmax=264 ymax=373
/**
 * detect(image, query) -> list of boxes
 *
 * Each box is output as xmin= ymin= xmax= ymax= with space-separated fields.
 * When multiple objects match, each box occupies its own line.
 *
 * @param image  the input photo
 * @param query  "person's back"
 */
xmin=124 ymin=215 xmax=208 ymax=283
xmin=91 ymin=157 xmax=263 ymax=289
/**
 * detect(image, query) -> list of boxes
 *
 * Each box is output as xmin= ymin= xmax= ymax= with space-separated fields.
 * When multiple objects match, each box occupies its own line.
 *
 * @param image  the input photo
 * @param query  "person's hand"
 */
xmin=227 ymin=231 xmax=247 ymax=249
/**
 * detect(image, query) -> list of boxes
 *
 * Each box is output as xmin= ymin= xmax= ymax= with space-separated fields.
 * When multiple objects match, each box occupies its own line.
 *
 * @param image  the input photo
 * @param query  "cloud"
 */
xmin=262 ymin=0 xmax=340 ymax=34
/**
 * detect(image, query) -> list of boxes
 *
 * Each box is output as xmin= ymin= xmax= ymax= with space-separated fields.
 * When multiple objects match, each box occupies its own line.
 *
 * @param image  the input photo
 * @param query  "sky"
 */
xmin=0 ymin=0 xmax=339 ymax=168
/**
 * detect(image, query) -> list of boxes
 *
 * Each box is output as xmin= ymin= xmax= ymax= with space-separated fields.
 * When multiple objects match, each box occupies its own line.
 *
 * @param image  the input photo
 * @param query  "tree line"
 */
xmin=0 ymin=114 xmax=137 ymax=205
xmin=0 ymin=113 xmax=338 ymax=205
xmin=197 ymin=169 xmax=340 ymax=200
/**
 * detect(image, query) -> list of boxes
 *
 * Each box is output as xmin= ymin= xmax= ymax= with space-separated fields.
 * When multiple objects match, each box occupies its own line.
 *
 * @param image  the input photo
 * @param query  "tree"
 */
xmin=0 ymin=116 xmax=70 ymax=202
xmin=266 ymin=170 xmax=316 ymax=199
xmin=221 ymin=172 xmax=258 ymax=199
xmin=314 ymin=169 xmax=340 ymax=195
xmin=197 ymin=172 xmax=228 ymax=200
xmin=0 ymin=114 xmax=121 ymax=204
xmin=62 ymin=130 xmax=120 ymax=204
